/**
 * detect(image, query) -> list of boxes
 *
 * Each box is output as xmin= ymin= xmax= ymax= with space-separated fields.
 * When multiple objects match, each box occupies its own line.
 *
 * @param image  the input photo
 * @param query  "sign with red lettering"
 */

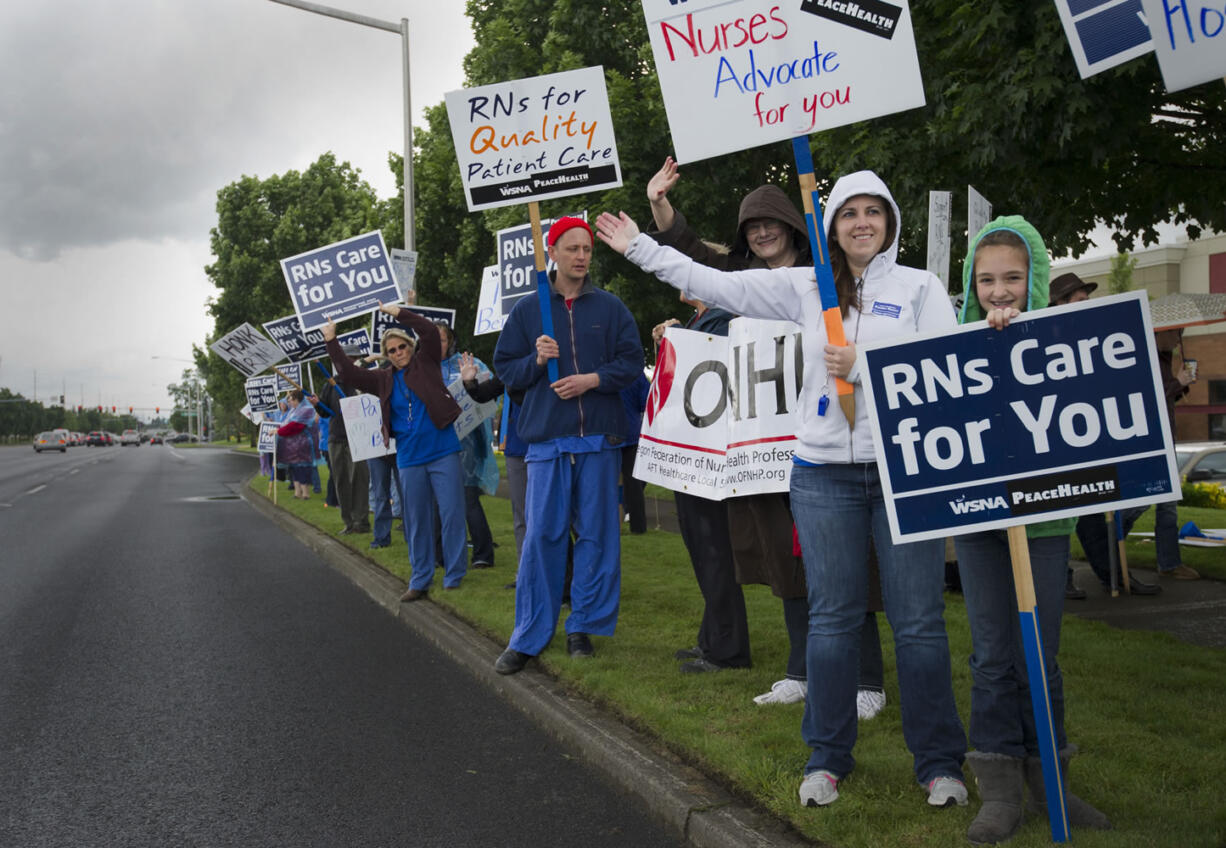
xmin=641 ymin=0 xmax=925 ymax=163
xmin=444 ymin=66 xmax=622 ymax=212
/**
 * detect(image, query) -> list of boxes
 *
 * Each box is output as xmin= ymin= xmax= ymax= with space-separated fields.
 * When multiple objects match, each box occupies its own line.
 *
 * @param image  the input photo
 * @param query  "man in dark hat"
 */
xmin=1049 ymin=271 xmax=1097 ymax=308
xmin=491 ymin=217 xmax=643 ymax=675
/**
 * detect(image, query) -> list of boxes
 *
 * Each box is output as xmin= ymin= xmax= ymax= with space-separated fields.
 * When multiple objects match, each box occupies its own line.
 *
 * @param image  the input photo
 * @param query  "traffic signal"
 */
xmin=128 ymin=406 xmax=133 ymax=413
xmin=111 ymin=406 xmax=116 ymax=413
xmin=156 ymin=406 xmax=160 ymax=414
xmin=97 ymin=405 xmax=103 ymax=412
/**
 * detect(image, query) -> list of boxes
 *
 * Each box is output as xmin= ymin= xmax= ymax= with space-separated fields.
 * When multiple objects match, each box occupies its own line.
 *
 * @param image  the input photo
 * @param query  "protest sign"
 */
xmin=926 ymin=191 xmax=951 ymax=289
xmin=280 ymin=231 xmax=399 ymax=330
xmin=336 ymin=328 xmax=372 ymax=357
xmin=389 ymin=248 xmax=417 ymax=302
xmin=447 ymin=377 xmax=499 ymax=441
xmin=860 ymin=292 xmax=1180 ymax=543
xmin=1139 ymin=0 xmax=1226 ymax=91
xmin=445 ymin=66 xmax=622 ymax=211
xmin=245 ymin=375 xmax=280 ymax=414
xmin=1052 ymin=0 xmax=1153 ymax=78
xmin=641 ymin=0 xmax=926 ymax=163
xmin=967 ymin=185 xmax=993 ymax=252
xmin=495 ymin=216 xmax=575 ymax=316
xmin=474 ymin=266 xmax=507 ymax=336
xmin=263 ymin=314 xmax=328 ymax=363
xmin=273 ymin=363 xmax=302 ymax=393
xmin=210 ymin=323 xmax=286 ymax=378
xmin=257 ymin=421 xmax=279 ymax=454
xmin=635 ymin=319 xmax=802 ymax=500
xmin=371 ymin=306 xmax=456 ymax=353
xmin=340 ymin=394 xmax=397 ymax=462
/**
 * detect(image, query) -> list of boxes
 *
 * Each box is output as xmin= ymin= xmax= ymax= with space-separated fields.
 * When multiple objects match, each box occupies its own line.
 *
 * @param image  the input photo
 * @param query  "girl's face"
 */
xmin=974 ymin=245 xmax=1029 ymax=313
xmin=833 ymin=195 xmax=888 ymax=274
xmin=743 ymin=218 xmax=793 ymax=267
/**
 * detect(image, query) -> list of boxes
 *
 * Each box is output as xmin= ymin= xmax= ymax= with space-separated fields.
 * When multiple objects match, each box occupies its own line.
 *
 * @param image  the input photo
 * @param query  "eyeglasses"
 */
xmin=385 ymin=343 xmax=409 ymax=354
xmin=744 ymin=219 xmax=784 ymax=236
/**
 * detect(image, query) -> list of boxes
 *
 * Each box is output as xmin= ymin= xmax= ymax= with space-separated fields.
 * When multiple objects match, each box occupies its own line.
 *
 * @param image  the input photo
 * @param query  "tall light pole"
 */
xmin=267 ymin=0 xmax=415 ymax=250
xmin=151 ymin=356 xmax=204 ymax=444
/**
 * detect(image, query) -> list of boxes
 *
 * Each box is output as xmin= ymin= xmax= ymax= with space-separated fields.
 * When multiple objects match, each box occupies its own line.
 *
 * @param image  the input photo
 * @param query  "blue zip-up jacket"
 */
xmin=494 ymin=274 xmax=643 ymax=445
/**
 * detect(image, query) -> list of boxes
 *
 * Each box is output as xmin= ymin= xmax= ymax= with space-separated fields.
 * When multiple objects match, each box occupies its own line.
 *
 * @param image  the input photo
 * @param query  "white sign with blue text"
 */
xmin=1139 ymin=0 xmax=1226 ymax=91
xmin=340 ymin=394 xmax=397 ymax=462
xmin=474 ymin=266 xmax=507 ymax=336
xmin=642 ymin=0 xmax=926 ymax=163
xmin=280 ymin=231 xmax=399 ymax=331
xmin=860 ymin=292 xmax=1180 ymax=542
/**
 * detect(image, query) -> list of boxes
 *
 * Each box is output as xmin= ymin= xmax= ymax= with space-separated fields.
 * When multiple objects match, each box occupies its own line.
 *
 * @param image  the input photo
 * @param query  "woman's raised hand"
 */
xmin=647 ymin=157 xmax=679 ymax=204
xmin=459 ymin=351 xmax=478 ymax=382
xmin=594 ymin=212 xmax=640 ymax=255
xmin=321 ymin=318 xmax=337 ymax=342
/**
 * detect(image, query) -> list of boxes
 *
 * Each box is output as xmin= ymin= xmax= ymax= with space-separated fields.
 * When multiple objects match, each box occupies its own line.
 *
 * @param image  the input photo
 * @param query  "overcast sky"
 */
xmin=0 ymin=0 xmax=473 ymax=419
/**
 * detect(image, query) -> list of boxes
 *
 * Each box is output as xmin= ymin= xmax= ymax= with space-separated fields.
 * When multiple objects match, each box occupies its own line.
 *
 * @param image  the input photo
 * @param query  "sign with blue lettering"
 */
xmin=474 ymin=265 xmax=507 ymax=336
xmin=371 ymin=306 xmax=456 ymax=354
xmin=279 ymin=231 xmax=398 ymax=331
xmin=1139 ymin=0 xmax=1226 ymax=91
xmin=245 ymin=375 xmax=280 ymax=414
xmin=860 ymin=292 xmax=1180 ymax=542
xmin=263 ymin=314 xmax=328 ymax=363
xmin=257 ymin=421 xmax=279 ymax=455
xmin=273 ymin=363 xmax=301 ymax=393
xmin=444 ymin=66 xmax=622 ymax=211
xmin=495 ymin=216 xmax=583 ymax=316
xmin=1053 ymin=0 xmax=1153 ymax=78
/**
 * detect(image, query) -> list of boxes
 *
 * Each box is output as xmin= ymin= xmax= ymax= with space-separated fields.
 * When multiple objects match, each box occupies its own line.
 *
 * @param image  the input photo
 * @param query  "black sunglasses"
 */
xmin=385 ymin=343 xmax=409 ymax=354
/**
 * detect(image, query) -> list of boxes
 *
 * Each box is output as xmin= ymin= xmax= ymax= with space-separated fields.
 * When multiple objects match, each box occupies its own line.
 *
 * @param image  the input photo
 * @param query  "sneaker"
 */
xmin=926 ymin=776 xmax=968 ymax=807
xmin=857 ymin=688 xmax=886 ymax=720
xmin=1159 ymin=564 xmax=1200 ymax=580
xmin=798 ymin=770 xmax=839 ymax=807
xmin=679 ymin=657 xmax=729 ymax=674
xmin=674 ymin=645 xmax=703 ymax=661
xmin=753 ymin=678 xmax=806 ymax=705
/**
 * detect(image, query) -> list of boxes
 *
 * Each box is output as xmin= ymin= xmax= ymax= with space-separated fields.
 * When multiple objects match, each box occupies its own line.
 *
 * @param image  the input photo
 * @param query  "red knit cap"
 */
xmin=546 ymin=216 xmax=593 ymax=247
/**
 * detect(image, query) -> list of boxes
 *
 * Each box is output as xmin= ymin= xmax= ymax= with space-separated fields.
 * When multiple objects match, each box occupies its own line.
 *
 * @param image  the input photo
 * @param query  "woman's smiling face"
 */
xmin=832 ymin=195 xmax=888 ymax=275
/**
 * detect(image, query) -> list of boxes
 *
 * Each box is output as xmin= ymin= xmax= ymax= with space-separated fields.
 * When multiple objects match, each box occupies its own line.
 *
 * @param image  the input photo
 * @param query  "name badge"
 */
xmin=871 ymin=300 xmax=902 ymax=319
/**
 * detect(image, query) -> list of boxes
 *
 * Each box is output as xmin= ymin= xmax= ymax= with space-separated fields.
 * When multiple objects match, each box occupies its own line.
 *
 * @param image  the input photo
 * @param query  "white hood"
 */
xmin=821 ymin=170 xmax=901 ymax=276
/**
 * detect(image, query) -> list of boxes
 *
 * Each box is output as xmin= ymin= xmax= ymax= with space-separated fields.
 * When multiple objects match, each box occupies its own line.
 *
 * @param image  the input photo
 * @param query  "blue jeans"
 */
xmin=1076 ymin=501 xmax=1182 ymax=585
xmin=790 ymin=463 xmax=965 ymax=785
xmin=368 ymin=455 xmax=396 ymax=547
xmin=955 ymin=531 xmax=1069 ymax=758
xmin=398 ymin=452 xmax=467 ymax=591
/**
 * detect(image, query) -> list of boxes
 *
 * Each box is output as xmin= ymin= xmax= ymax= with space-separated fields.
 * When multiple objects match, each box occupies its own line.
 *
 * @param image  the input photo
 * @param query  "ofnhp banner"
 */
xmin=210 ymin=323 xmax=286 ymax=378
xmin=641 ymin=0 xmax=925 ymax=163
xmin=245 ymin=375 xmax=280 ymax=414
xmin=1139 ymin=0 xmax=1226 ymax=91
xmin=445 ymin=66 xmax=622 ymax=211
xmin=280 ymin=231 xmax=398 ymax=330
xmin=860 ymin=292 xmax=1180 ymax=543
xmin=635 ymin=319 xmax=802 ymax=500
xmin=372 ymin=306 xmax=456 ymax=353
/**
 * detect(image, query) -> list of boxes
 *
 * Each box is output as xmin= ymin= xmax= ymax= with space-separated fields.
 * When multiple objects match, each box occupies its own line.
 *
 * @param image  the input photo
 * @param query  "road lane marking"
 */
xmin=26 ymin=485 xmax=46 ymax=495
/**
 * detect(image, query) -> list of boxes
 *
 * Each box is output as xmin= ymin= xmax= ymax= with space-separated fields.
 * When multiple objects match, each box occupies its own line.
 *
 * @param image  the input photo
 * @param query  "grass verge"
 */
xmin=249 ymin=469 xmax=1226 ymax=847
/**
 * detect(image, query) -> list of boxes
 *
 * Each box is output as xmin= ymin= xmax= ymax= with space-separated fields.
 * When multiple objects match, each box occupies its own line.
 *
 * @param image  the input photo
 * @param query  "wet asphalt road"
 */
xmin=0 ymin=446 xmax=682 ymax=847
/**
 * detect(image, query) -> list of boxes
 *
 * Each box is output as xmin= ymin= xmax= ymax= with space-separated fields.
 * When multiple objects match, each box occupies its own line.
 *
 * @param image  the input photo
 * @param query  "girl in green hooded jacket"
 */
xmin=955 ymin=217 xmax=1112 ymax=845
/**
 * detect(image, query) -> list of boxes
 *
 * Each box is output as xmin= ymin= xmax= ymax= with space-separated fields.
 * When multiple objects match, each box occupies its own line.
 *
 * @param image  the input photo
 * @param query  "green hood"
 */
xmin=958 ymin=215 xmax=1050 ymax=324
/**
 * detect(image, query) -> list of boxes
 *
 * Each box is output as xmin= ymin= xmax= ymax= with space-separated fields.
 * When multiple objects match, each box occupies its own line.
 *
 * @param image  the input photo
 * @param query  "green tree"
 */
xmin=1107 ymin=252 xmax=1139 ymax=295
xmin=205 ymin=153 xmax=387 ymax=429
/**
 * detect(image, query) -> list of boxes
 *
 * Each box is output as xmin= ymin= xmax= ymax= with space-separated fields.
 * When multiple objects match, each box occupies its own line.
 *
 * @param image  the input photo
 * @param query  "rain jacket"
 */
xmin=625 ymin=170 xmax=954 ymax=464
xmin=959 ymin=215 xmax=1073 ymax=539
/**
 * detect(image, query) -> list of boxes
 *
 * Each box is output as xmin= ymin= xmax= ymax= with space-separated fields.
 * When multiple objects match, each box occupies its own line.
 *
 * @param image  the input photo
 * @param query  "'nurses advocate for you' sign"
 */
xmin=859 ymin=292 xmax=1180 ymax=543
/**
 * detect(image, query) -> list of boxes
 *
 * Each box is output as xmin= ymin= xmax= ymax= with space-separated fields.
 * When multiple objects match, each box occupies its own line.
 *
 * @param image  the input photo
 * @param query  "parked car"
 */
xmin=34 ymin=431 xmax=67 ymax=453
xmin=121 ymin=429 xmax=140 ymax=446
xmin=1175 ymin=442 xmax=1226 ymax=488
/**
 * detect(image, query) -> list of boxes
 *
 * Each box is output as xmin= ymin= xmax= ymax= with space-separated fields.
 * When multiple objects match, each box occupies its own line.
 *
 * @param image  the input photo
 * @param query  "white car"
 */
xmin=1175 ymin=442 xmax=1226 ymax=487
xmin=121 ymin=429 xmax=140 ymax=446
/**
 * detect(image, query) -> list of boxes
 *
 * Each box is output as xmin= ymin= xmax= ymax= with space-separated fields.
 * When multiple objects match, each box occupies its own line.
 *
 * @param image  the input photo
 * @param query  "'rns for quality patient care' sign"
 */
xmin=641 ymin=0 xmax=926 ymax=162
xmin=636 ymin=319 xmax=802 ymax=500
xmin=445 ymin=66 xmax=622 ymax=211
xmin=860 ymin=292 xmax=1180 ymax=543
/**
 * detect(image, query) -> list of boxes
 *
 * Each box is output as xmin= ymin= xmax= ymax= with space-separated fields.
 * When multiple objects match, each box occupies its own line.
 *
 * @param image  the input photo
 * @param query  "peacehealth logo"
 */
xmin=799 ymin=0 xmax=902 ymax=40
xmin=948 ymin=466 xmax=1122 ymax=519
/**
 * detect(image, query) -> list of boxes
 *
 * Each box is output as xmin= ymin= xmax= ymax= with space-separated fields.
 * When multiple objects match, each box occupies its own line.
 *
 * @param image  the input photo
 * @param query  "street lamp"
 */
xmin=151 ymin=356 xmax=205 ymax=444
xmin=267 ymin=0 xmax=415 ymax=250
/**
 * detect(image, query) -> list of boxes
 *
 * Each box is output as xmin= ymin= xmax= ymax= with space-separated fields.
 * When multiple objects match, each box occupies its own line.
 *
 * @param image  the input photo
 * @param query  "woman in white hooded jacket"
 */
xmin=596 ymin=170 xmax=967 ymax=810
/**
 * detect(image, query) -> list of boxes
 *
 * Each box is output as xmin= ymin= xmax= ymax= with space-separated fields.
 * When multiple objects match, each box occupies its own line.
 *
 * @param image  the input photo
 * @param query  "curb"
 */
xmin=238 ymin=477 xmax=812 ymax=848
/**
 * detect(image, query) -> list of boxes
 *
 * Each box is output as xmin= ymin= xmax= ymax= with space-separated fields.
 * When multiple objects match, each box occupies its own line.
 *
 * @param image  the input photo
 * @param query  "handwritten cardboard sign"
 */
xmin=340 ymin=394 xmax=397 ymax=462
xmin=1140 ymin=0 xmax=1226 ymax=91
xmin=209 ymin=322 xmax=286 ymax=378
xmin=641 ymin=0 xmax=926 ymax=163
xmin=445 ymin=66 xmax=622 ymax=211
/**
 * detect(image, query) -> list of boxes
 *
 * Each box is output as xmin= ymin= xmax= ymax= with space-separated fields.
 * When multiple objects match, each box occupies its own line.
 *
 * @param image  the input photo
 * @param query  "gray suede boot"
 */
xmin=965 ymin=751 xmax=1026 ymax=845
xmin=1024 ymin=745 xmax=1113 ymax=830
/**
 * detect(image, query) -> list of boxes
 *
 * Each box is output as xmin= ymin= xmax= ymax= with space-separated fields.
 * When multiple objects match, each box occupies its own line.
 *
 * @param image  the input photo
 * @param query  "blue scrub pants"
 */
xmin=399 ymin=452 xmax=467 ymax=591
xmin=508 ymin=447 xmax=620 ymax=656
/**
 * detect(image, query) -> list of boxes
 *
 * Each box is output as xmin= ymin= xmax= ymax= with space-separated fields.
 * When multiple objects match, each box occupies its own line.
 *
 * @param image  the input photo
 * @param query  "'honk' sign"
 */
xmin=641 ymin=0 xmax=925 ymax=163
xmin=860 ymin=292 xmax=1181 ymax=542
xmin=280 ymin=231 xmax=399 ymax=331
